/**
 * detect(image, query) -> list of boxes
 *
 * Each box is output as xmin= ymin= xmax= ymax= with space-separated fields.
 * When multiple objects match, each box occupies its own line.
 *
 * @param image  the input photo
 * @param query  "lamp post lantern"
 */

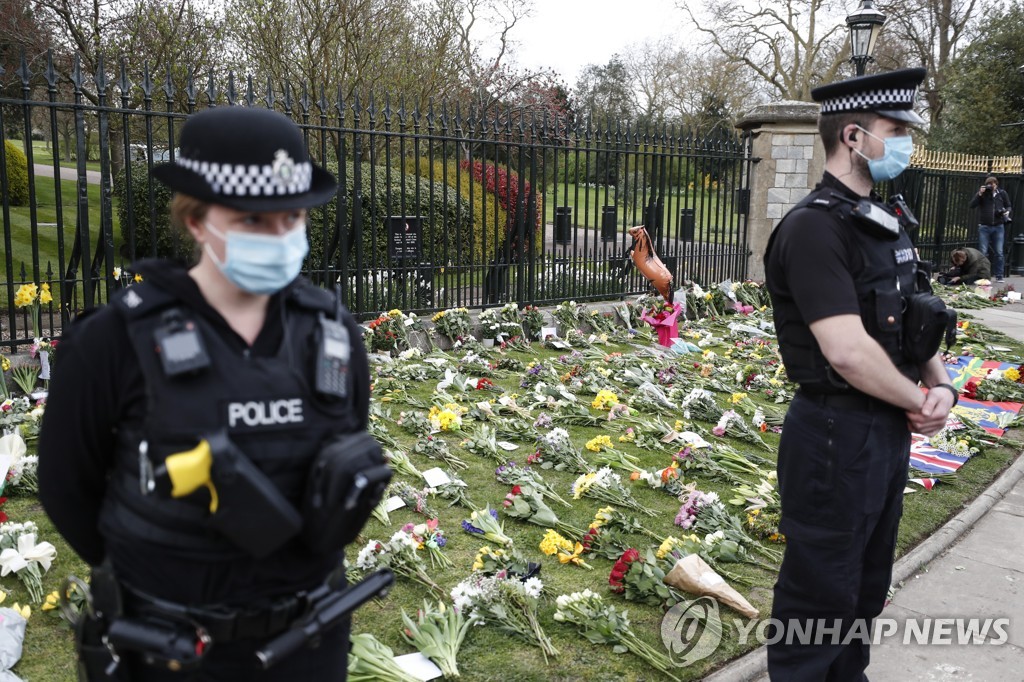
xmin=846 ymin=0 xmax=887 ymax=77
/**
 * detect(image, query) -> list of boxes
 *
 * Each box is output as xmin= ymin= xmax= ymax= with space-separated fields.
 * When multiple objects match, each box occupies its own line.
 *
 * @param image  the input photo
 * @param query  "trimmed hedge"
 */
xmin=306 ymin=162 xmax=474 ymax=273
xmin=406 ymin=158 xmax=510 ymax=263
xmin=3 ymin=140 xmax=30 ymax=207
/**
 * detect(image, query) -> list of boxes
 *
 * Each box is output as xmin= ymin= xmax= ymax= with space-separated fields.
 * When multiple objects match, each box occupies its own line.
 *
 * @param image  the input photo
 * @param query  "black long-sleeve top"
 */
xmin=37 ymin=260 xmax=370 ymax=573
xmin=969 ymin=186 xmax=1012 ymax=226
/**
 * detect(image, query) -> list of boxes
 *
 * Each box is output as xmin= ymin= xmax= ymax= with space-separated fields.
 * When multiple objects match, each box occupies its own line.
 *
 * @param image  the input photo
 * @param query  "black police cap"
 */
xmin=152 ymin=107 xmax=338 ymax=212
xmin=811 ymin=67 xmax=926 ymax=125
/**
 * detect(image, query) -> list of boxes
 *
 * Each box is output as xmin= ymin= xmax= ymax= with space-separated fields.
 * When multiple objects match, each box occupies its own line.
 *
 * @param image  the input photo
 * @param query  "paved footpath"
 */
xmin=710 ymin=277 xmax=1024 ymax=682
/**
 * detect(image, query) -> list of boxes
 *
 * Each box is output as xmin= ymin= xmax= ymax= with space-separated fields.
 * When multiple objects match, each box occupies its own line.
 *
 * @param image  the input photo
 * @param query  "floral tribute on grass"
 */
xmin=460 ymin=506 xmax=513 ymax=547
xmin=450 ymin=572 xmax=558 ymax=661
xmin=354 ymin=530 xmax=445 ymax=598
xmin=554 ymin=590 xmax=681 ymax=681
xmin=571 ymin=467 xmax=657 ymax=517
xmin=0 ymin=521 xmax=57 ymax=603
xmin=399 ymin=600 xmax=472 ymax=679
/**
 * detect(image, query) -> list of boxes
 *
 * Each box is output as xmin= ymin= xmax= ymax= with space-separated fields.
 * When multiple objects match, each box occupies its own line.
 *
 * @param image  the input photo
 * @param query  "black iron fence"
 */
xmin=895 ymin=166 xmax=1024 ymax=269
xmin=0 ymin=53 xmax=753 ymax=352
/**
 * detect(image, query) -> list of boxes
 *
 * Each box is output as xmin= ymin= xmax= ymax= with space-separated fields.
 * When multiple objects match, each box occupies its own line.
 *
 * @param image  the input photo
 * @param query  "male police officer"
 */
xmin=764 ymin=68 xmax=957 ymax=680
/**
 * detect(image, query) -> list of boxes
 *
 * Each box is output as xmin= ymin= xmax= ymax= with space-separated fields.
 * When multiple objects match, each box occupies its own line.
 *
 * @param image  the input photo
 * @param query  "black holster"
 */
xmin=302 ymin=431 xmax=391 ymax=554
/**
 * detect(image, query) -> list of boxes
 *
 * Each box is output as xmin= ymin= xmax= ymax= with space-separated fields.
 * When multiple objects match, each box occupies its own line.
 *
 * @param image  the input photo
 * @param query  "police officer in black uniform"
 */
xmin=764 ymin=68 xmax=957 ymax=680
xmin=38 ymin=107 xmax=376 ymax=680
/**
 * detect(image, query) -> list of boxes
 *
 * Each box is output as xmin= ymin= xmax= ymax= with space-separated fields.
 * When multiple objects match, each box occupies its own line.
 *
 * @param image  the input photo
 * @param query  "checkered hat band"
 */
xmin=175 ymin=156 xmax=313 ymax=197
xmin=820 ymin=88 xmax=916 ymax=114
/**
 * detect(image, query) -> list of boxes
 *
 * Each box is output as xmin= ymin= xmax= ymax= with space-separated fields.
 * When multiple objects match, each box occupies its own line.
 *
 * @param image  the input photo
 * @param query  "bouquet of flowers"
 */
xmin=401 ymin=519 xmax=452 ymax=569
xmin=429 ymin=470 xmax=477 ymax=510
xmin=553 ymin=590 xmax=680 ymax=681
xmin=348 ymin=633 xmax=421 ymax=682
xmin=428 ymin=403 xmax=467 ymax=432
xmin=0 ymin=520 xmax=57 ymax=602
xmin=460 ymin=425 xmax=516 ymax=464
xmin=461 ymin=506 xmax=514 ymax=547
xmin=450 ymin=573 xmax=557 ymax=661
xmin=657 ymin=534 xmax=754 ymax=587
xmin=678 ymin=387 xmax=723 ymax=423
xmin=690 ymin=493 xmax=783 ymax=566
xmin=385 ymin=449 xmax=423 ymax=480
xmin=390 ymin=481 xmax=438 ymax=519
xmin=521 ymin=305 xmax=545 ymax=340
xmin=711 ymin=409 xmax=771 ymax=451
xmin=503 ymin=485 xmax=584 ymax=539
xmin=674 ymin=487 xmax=721 ymax=530
xmin=640 ymin=301 xmax=682 ymax=347
xmin=431 ymin=308 xmax=472 ymax=343
xmin=571 ymin=467 xmax=656 ymax=517
xmin=13 ymin=282 xmax=52 ymax=343
xmin=539 ymin=529 xmax=591 ymax=569
xmin=400 ymin=600 xmax=473 ymax=679
xmin=631 ymin=461 xmax=686 ymax=497
xmin=354 ymin=531 xmax=444 ymax=597
xmin=478 ymin=307 xmax=524 ymax=343
xmin=470 ymin=545 xmax=540 ymax=578
xmin=587 ymin=310 xmax=621 ymax=336
xmin=494 ymin=461 xmax=571 ymax=507
xmin=413 ymin=434 xmax=468 ymax=471
xmin=552 ymin=300 xmax=587 ymax=334
xmin=367 ymin=310 xmax=410 ymax=354
xmin=532 ymin=427 xmax=590 ymax=472
xmin=396 ymin=410 xmax=432 ymax=436
xmin=608 ymin=548 xmax=685 ymax=609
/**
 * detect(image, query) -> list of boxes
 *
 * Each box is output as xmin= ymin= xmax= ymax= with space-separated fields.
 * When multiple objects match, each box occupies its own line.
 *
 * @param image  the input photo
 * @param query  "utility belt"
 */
xmin=144 ymin=429 xmax=392 ymax=558
xmin=71 ymin=565 xmax=394 ymax=680
xmin=121 ymin=583 xmax=310 ymax=643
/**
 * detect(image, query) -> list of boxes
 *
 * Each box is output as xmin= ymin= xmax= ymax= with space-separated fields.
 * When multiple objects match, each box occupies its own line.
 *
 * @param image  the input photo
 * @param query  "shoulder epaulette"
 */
xmin=288 ymin=279 xmax=337 ymax=315
xmin=112 ymin=282 xmax=178 ymax=319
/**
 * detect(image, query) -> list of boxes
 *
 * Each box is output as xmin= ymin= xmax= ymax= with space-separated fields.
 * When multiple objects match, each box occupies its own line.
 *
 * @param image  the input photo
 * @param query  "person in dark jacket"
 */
xmin=764 ymin=68 xmax=955 ymax=681
xmin=937 ymin=247 xmax=992 ymax=285
xmin=968 ymin=175 xmax=1013 ymax=281
xmin=38 ymin=107 xmax=371 ymax=681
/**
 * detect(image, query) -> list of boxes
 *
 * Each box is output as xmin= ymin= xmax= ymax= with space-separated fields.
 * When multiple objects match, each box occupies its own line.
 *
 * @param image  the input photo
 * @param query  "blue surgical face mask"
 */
xmin=204 ymin=221 xmax=309 ymax=294
xmin=853 ymin=125 xmax=913 ymax=182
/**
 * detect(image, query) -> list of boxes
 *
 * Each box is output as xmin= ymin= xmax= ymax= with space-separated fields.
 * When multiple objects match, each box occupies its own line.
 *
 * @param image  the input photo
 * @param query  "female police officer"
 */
xmin=38 ymin=106 xmax=370 ymax=680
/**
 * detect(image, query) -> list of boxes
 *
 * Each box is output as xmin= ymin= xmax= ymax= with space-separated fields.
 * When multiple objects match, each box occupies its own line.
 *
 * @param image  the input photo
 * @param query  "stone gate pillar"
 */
xmin=736 ymin=102 xmax=822 ymax=281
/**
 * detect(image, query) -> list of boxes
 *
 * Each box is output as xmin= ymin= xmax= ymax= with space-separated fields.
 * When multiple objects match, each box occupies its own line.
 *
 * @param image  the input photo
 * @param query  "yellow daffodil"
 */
xmin=39 ymin=283 xmax=52 ymax=305
xmin=1 ymin=356 xmax=9 ymax=372
xmin=11 ymin=603 xmax=30 ymax=619
xmin=1005 ymin=367 xmax=1021 ymax=382
xmin=585 ymin=435 xmax=613 ymax=452
xmin=731 ymin=392 xmax=747 ymax=404
xmin=134 ymin=273 xmax=143 ymax=283
xmin=591 ymin=389 xmax=619 ymax=410
xmin=113 ymin=267 xmax=123 ymax=279
xmin=42 ymin=591 xmax=59 ymax=611
xmin=14 ymin=284 xmax=37 ymax=308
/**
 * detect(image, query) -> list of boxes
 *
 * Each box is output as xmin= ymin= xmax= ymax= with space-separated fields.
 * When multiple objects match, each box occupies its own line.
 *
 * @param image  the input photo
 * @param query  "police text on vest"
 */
xmin=227 ymin=399 xmax=304 ymax=428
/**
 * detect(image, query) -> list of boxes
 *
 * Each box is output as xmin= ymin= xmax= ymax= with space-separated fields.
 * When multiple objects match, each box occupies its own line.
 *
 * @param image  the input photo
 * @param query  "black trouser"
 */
xmin=768 ymin=392 xmax=910 ymax=682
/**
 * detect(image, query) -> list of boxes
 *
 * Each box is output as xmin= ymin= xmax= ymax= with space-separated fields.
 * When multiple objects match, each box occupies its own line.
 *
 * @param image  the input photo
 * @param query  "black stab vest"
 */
xmin=99 ymin=280 xmax=359 ymax=560
xmin=766 ymin=188 xmax=921 ymax=391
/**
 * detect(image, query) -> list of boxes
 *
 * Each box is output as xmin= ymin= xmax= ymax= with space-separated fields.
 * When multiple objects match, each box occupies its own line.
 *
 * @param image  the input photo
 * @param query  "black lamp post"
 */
xmin=846 ymin=0 xmax=887 ymax=77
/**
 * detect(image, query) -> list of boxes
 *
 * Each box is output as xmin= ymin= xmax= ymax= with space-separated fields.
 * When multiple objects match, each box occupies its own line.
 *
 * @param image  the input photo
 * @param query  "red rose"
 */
xmin=511 ymin=485 xmax=522 ymax=496
xmin=581 ymin=527 xmax=599 ymax=551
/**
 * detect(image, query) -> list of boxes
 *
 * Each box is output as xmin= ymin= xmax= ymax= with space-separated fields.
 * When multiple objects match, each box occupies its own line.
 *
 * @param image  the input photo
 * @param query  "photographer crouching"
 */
xmin=937 ymin=247 xmax=992 ymax=285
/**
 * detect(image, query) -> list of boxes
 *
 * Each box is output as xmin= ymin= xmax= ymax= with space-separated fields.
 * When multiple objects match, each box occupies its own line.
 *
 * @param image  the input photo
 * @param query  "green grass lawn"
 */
xmin=22 ymin=140 xmax=103 ymax=173
xmin=2 ymin=173 xmax=120 ymax=310
xmin=7 ymin=316 xmax=1022 ymax=681
xmin=542 ymin=183 xmax=742 ymax=241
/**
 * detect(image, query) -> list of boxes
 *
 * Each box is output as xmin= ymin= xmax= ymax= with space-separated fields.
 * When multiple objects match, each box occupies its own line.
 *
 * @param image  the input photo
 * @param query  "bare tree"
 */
xmin=681 ymin=0 xmax=850 ymax=101
xmin=877 ymin=0 xmax=982 ymax=125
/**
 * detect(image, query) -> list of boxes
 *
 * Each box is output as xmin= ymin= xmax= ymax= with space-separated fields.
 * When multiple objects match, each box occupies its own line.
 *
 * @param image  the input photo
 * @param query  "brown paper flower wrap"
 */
xmin=663 ymin=554 xmax=759 ymax=619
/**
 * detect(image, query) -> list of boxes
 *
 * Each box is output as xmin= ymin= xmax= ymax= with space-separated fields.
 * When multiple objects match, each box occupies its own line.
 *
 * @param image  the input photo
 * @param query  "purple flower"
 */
xmin=462 ymin=520 xmax=484 ymax=534
xmin=436 ymin=536 xmax=448 ymax=548
xmin=534 ymin=413 xmax=553 ymax=429
xmin=489 ymin=508 xmax=499 ymax=520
